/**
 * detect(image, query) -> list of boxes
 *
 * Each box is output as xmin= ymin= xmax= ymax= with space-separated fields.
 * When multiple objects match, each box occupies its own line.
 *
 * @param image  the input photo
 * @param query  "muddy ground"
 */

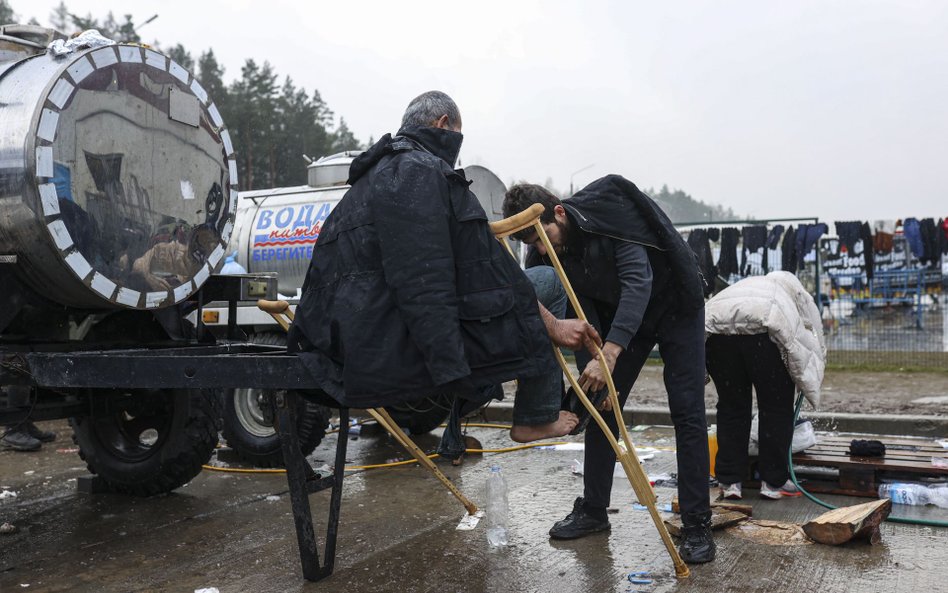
xmin=604 ymin=366 xmax=948 ymax=416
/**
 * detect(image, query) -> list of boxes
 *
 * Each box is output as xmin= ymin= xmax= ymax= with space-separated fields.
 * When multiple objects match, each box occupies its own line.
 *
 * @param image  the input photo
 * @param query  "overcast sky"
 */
xmin=22 ymin=0 xmax=948 ymax=222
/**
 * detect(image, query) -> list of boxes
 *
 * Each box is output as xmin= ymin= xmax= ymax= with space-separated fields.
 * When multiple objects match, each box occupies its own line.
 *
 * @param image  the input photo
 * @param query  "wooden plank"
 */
xmin=802 ymin=499 xmax=892 ymax=545
xmin=793 ymin=453 xmax=947 ymax=473
xmin=664 ymin=507 xmax=748 ymax=536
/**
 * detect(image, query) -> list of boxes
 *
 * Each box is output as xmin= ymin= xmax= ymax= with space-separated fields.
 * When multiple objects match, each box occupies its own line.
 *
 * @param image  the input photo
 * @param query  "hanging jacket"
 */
xmin=288 ymin=126 xmax=555 ymax=408
xmin=741 ymin=225 xmax=768 ymax=276
xmin=860 ymin=222 xmax=875 ymax=280
xmin=687 ymin=229 xmax=716 ymax=297
xmin=781 ymin=225 xmax=796 ymax=271
xmin=834 ymin=221 xmax=862 ymax=255
xmin=705 ymin=271 xmax=826 ymax=407
xmin=794 ymin=223 xmax=828 ymax=271
xmin=903 ymin=218 xmax=924 ymax=261
xmin=766 ymin=224 xmax=785 ymax=250
xmin=920 ymin=218 xmax=939 ymax=265
xmin=718 ymin=227 xmax=740 ymax=277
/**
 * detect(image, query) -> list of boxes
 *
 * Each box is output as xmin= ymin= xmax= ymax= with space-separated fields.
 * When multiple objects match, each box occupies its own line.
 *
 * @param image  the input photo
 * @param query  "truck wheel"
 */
xmin=70 ymin=389 xmax=219 ymax=497
xmin=384 ymin=394 xmax=453 ymax=435
xmin=221 ymin=389 xmax=330 ymax=467
xmin=221 ymin=332 xmax=330 ymax=467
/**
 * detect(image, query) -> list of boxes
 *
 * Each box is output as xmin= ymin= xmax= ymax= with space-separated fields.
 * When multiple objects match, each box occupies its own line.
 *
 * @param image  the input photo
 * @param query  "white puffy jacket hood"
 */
xmin=705 ymin=271 xmax=826 ymax=407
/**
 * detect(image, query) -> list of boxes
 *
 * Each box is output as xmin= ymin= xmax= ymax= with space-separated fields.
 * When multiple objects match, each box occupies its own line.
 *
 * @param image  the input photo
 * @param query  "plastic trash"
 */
xmin=878 ymin=483 xmax=948 ymax=508
xmin=485 ymin=464 xmax=509 ymax=547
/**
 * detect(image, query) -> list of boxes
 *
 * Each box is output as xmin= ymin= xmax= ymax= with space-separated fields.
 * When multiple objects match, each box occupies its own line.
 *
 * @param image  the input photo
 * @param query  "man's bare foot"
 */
xmin=509 ymin=411 xmax=579 ymax=443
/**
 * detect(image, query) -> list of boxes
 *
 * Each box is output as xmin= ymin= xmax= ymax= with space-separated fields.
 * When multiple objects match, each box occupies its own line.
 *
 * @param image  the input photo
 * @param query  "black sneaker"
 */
xmin=26 ymin=422 xmax=56 ymax=443
xmin=1 ymin=427 xmax=42 ymax=452
xmin=562 ymin=387 xmax=611 ymax=436
xmin=678 ymin=522 xmax=716 ymax=564
xmin=549 ymin=497 xmax=611 ymax=540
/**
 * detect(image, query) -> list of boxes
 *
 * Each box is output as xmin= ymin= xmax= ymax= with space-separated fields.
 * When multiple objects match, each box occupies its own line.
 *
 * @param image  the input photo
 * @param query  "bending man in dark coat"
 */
xmin=288 ymin=91 xmax=600 ymax=443
xmin=502 ymin=177 xmax=715 ymax=564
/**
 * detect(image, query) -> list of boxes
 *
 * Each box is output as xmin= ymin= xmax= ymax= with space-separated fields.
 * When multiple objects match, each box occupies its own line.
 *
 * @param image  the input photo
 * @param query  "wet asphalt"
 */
xmin=1 ymin=420 xmax=947 ymax=593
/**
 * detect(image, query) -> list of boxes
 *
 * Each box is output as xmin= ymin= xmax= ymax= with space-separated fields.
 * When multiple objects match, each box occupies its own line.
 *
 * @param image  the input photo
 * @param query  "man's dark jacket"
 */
xmin=288 ymin=126 xmax=556 ymax=408
xmin=527 ymin=175 xmax=705 ymax=335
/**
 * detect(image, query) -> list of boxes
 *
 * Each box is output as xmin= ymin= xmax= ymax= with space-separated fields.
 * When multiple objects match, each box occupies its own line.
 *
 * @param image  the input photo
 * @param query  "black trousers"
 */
xmin=577 ymin=303 xmax=711 ymax=525
xmin=705 ymin=334 xmax=795 ymax=487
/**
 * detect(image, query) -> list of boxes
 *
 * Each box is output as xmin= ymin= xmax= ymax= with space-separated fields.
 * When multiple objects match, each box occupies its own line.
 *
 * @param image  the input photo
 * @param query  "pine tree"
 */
xmin=0 ymin=0 xmax=19 ymax=25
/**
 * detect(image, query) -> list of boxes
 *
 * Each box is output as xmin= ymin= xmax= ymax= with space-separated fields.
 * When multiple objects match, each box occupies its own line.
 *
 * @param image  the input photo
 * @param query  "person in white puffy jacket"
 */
xmin=704 ymin=271 xmax=826 ymax=500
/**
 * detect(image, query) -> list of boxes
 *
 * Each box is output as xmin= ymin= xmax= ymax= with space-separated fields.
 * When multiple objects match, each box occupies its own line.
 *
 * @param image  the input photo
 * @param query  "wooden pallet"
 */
xmin=789 ymin=435 xmax=948 ymax=497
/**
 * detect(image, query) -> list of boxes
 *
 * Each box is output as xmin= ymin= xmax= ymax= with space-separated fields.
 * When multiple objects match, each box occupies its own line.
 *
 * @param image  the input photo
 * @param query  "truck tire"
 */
xmin=70 ymin=389 xmax=219 ymax=497
xmin=221 ymin=332 xmax=330 ymax=467
xmin=384 ymin=394 xmax=453 ymax=435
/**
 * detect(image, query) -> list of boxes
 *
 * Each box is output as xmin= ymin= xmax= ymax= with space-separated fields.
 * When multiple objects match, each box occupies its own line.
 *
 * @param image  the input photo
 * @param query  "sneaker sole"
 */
xmin=549 ymin=524 xmax=611 ymax=540
xmin=760 ymin=491 xmax=803 ymax=500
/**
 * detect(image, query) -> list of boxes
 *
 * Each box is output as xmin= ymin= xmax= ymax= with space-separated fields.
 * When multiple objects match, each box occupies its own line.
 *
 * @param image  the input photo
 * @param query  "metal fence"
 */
xmin=677 ymin=220 xmax=947 ymax=370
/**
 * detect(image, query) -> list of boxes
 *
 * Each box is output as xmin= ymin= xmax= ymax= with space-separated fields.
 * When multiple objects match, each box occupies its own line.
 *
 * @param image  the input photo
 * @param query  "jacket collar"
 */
xmin=396 ymin=125 xmax=464 ymax=168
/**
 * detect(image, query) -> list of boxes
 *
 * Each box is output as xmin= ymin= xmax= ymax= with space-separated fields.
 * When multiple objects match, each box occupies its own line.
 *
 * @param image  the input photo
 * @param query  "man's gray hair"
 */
xmin=400 ymin=91 xmax=461 ymax=129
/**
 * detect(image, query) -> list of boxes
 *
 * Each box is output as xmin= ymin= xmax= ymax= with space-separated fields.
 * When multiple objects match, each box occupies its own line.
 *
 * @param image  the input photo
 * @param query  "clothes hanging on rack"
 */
xmin=781 ymin=225 xmax=796 ymax=271
xmin=793 ymin=223 xmax=828 ymax=271
xmin=741 ymin=225 xmax=768 ymax=276
xmin=860 ymin=221 xmax=875 ymax=280
xmin=939 ymin=218 xmax=948 ymax=255
xmin=903 ymin=218 xmax=924 ymax=261
xmin=766 ymin=224 xmax=785 ymax=250
xmin=707 ymin=227 xmax=720 ymax=242
xmin=834 ymin=221 xmax=862 ymax=255
xmin=873 ymin=231 xmax=894 ymax=254
xmin=718 ymin=227 xmax=740 ymax=277
xmin=687 ymin=229 xmax=716 ymax=297
xmin=920 ymin=218 xmax=939 ymax=265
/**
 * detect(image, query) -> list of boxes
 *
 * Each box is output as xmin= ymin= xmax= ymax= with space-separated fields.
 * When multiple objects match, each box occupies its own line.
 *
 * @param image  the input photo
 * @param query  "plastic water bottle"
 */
xmin=485 ymin=464 xmax=509 ymax=547
xmin=878 ymin=483 xmax=948 ymax=508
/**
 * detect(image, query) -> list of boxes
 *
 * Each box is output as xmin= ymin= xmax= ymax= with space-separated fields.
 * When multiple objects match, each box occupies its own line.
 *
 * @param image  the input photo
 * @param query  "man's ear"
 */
xmin=554 ymin=204 xmax=567 ymax=222
xmin=434 ymin=114 xmax=450 ymax=129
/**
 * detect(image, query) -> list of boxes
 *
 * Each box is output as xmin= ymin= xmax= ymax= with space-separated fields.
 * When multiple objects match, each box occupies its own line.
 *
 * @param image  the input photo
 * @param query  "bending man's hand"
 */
xmin=579 ymin=342 xmax=624 ymax=409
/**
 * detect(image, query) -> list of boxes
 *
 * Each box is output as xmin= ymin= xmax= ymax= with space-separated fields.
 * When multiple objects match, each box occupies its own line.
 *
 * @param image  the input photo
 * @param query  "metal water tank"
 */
xmin=0 ymin=35 xmax=236 ymax=309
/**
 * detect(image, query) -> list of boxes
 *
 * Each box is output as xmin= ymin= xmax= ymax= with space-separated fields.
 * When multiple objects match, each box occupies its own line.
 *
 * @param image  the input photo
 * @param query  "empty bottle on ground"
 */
xmin=878 ymin=483 xmax=948 ymax=508
xmin=486 ymin=464 xmax=509 ymax=547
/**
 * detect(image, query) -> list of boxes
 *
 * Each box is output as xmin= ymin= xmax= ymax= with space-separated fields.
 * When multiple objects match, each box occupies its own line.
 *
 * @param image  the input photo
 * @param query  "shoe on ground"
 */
xmin=720 ymin=482 xmax=742 ymax=500
xmin=1 ymin=427 xmax=42 ymax=452
xmin=549 ymin=497 xmax=611 ymax=540
xmin=679 ymin=522 xmax=716 ymax=564
xmin=760 ymin=479 xmax=802 ymax=499
xmin=26 ymin=421 xmax=56 ymax=443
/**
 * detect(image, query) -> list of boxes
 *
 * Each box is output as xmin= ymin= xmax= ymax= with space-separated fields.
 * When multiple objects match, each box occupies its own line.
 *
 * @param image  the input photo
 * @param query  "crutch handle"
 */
xmin=258 ymin=299 xmax=291 ymax=315
xmin=489 ymin=203 xmax=545 ymax=239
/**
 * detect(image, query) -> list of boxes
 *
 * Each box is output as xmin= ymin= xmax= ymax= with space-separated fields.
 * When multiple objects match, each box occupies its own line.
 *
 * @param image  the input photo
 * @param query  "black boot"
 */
xmin=549 ymin=497 xmax=611 ymax=540
xmin=26 ymin=421 xmax=56 ymax=443
xmin=1 ymin=426 xmax=42 ymax=452
xmin=679 ymin=512 xmax=716 ymax=564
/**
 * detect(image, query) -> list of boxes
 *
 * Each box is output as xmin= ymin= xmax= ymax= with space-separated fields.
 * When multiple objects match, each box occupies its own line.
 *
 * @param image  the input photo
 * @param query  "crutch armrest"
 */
xmin=257 ymin=299 xmax=290 ymax=315
xmin=490 ymin=203 xmax=545 ymax=239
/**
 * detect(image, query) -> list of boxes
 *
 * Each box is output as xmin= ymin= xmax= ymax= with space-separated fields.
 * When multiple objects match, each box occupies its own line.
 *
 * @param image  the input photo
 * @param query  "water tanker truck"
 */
xmin=0 ymin=26 xmax=296 ymax=494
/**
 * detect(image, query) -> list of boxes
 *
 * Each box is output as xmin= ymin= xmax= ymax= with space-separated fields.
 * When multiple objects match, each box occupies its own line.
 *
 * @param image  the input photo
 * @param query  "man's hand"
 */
xmin=538 ymin=302 xmax=602 ymax=354
xmin=578 ymin=341 xmax=624 ymax=401
xmin=550 ymin=318 xmax=602 ymax=353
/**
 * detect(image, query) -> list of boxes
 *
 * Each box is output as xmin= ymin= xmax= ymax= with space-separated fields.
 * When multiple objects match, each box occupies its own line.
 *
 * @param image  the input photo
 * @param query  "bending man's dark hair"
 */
xmin=502 ymin=184 xmax=562 ymax=241
xmin=400 ymin=90 xmax=461 ymax=129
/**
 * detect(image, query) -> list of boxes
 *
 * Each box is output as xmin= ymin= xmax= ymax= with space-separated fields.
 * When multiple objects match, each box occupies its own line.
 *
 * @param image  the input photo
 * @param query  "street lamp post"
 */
xmin=569 ymin=163 xmax=595 ymax=196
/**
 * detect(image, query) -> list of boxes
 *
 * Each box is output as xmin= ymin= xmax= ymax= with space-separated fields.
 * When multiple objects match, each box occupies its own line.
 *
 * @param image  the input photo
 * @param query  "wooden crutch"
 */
xmin=491 ymin=204 xmax=690 ymax=578
xmin=257 ymin=299 xmax=478 ymax=516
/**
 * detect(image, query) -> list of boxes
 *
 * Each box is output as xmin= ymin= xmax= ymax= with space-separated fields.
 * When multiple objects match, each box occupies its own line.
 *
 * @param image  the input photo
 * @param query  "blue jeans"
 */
xmin=512 ymin=266 xmax=567 ymax=425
